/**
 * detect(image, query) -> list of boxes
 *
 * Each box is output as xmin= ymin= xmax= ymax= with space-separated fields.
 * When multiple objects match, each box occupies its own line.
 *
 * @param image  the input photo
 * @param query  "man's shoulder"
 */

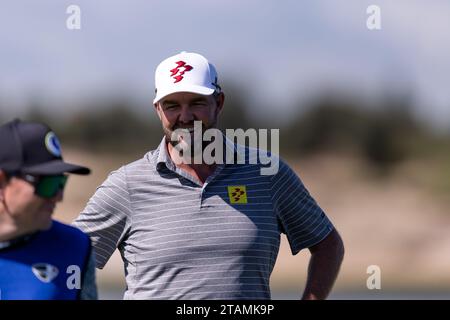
xmin=232 ymin=144 xmax=286 ymax=174
xmin=235 ymin=144 xmax=281 ymax=160
xmin=49 ymin=220 xmax=90 ymax=244
xmin=112 ymin=149 xmax=158 ymax=175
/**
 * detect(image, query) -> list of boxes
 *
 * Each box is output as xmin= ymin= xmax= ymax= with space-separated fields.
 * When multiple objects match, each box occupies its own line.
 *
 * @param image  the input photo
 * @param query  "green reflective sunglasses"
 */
xmin=19 ymin=174 xmax=68 ymax=199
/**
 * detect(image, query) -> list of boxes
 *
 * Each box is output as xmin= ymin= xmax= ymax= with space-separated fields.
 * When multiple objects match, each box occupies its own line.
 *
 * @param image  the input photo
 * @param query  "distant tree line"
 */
xmin=0 ymin=88 xmax=445 ymax=174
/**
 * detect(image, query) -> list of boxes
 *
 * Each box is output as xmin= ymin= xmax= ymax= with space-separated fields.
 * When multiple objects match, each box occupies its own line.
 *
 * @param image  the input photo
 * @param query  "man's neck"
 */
xmin=167 ymin=142 xmax=217 ymax=184
xmin=0 ymin=226 xmax=34 ymax=249
xmin=0 ymin=208 xmax=30 ymax=242
xmin=0 ymin=220 xmax=21 ymax=242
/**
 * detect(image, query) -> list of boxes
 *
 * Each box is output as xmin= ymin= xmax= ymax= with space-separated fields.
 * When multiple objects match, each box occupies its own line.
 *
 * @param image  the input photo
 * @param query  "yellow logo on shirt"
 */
xmin=228 ymin=186 xmax=247 ymax=204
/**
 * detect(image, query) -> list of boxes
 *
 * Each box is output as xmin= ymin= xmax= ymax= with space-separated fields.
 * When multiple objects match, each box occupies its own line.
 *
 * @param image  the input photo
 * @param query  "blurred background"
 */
xmin=1 ymin=0 xmax=450 ymax=299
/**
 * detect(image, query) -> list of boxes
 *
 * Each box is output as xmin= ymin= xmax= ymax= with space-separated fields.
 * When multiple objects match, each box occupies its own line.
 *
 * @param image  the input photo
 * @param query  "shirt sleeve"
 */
xmin=271 ymin=158 xmax=334 ymax=255
xmin=72 ymin=167 xmax=132 ymax=269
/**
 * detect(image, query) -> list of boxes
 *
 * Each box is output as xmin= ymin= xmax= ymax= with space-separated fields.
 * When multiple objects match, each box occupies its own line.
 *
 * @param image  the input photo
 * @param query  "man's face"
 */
xmin=0 ymin=174 xmax=63 ymax=234
xmin=154 ymin=91 xmax=225 ymax=151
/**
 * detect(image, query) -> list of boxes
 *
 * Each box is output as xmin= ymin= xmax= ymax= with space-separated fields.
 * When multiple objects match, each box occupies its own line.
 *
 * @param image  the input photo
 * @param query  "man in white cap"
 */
xmin=73 ymin=51 xmax=344 ymax=300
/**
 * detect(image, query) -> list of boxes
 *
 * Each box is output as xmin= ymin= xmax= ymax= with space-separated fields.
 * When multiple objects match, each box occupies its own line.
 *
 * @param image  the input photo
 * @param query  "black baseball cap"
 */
xmin=0 ymin=119 xmax=90 ymax=175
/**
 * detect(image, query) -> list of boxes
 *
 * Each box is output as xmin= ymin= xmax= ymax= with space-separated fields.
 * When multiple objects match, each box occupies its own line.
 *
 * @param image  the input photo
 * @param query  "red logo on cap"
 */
xmin=170 ymin=61 xmax=193 ymax=83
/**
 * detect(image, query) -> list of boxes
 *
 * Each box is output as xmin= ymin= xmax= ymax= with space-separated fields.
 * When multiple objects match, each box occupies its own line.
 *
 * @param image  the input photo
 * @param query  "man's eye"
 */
xmin=193 ymin=102 xmax=206 ymax=106
xmin=165 ymin=105 xmax=178 ymax=110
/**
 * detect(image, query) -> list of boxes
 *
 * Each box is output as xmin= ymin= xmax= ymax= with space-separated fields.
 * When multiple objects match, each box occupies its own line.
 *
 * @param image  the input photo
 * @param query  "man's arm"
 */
xmin=79 ymin=250 xmax=98 ymax=300
xmin=301 ymin=228 xmax=344 ymax=300
xmin=72 ymin=167 xmax=131 ymax=269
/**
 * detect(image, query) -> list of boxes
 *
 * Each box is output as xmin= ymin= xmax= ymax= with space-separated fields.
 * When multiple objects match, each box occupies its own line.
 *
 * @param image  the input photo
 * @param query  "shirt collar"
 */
xmin=153 ymin=133 xmax=243 ymax=172
xmin=154 ymin=137 xmax=175 ymax=172
xmin=0 ymin=232 xmax=35 ymax=250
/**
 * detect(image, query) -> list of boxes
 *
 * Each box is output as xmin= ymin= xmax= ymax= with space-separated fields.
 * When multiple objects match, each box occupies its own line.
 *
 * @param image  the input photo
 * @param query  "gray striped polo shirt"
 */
xmin=73 ymin=137 xmax=334 ymax=300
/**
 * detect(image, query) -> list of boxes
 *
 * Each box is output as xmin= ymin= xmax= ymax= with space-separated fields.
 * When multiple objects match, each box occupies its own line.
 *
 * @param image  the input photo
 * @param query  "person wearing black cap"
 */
xmin=0 ymin=119 xmax=97 ymax=300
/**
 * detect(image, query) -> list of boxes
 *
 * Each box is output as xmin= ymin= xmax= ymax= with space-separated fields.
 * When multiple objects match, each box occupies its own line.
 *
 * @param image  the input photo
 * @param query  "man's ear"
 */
xmin=0 ymin=171 xmax=7 ymax=187
xmin=0 ymin=170 xmax=7 ymax=201
xmin=153 ymin=103 xmax=162 ymax=121
xmin=215 ymin=92 xmax=225 ymax=116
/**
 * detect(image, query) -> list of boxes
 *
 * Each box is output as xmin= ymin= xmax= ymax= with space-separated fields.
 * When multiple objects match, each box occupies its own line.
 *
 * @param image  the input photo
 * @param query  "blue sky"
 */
xmin=1 ymin=1 xmax=449 ymax=127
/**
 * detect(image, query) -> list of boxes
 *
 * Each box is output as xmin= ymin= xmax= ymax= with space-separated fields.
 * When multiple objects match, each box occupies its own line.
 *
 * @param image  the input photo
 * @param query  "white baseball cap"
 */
xmin=153 ymin=51 xmax=221 ymax=104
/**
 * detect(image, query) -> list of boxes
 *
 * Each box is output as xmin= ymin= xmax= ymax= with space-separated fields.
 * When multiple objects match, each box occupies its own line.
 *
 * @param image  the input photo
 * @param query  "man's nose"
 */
xmin=178 ymin=105 xmax=194 ymax=123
